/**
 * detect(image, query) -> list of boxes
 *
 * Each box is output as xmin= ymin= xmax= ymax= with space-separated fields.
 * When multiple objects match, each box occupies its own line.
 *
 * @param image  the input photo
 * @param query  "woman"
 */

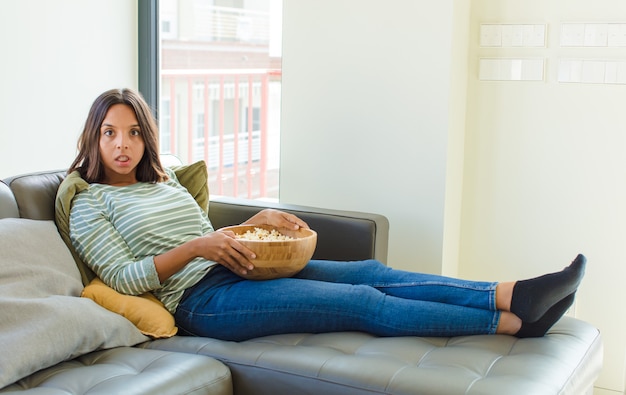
xmin=66 ymin=88 xmax=586 ymax=341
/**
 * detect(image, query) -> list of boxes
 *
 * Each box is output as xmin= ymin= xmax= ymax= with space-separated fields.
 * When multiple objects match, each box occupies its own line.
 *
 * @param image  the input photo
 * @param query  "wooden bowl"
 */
xmin=221 ymin=224 xmax=317 ymax=280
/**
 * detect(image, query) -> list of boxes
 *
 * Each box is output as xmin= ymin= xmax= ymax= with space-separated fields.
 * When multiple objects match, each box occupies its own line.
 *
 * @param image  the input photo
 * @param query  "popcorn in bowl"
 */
xmin=235 ymin=227 xmax=294 ymax=241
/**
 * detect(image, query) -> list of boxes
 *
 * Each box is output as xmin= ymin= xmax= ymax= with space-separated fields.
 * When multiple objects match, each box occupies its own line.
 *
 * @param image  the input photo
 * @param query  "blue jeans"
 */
xmin=174 ymin=259 xmax=500 ymax=341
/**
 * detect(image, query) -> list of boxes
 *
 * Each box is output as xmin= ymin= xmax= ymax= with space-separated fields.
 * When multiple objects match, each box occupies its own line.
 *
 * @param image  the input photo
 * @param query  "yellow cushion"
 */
xmin=81 ymin=278 xmax=178 ymax=338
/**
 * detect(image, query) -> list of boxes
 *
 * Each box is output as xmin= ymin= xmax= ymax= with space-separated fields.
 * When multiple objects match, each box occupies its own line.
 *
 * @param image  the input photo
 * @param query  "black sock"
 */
xmin=510 ymin=254 xmax=586 ymax=323
xmin=515 ymin=293 xmax=576 ymax=338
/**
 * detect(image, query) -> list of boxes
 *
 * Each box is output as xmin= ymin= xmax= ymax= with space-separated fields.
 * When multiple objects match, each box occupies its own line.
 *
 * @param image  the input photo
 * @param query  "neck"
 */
xmin=108 ymin=181 xmax=138 ymax=187
xmin=103 ymin=173 xmax=138 ymax=187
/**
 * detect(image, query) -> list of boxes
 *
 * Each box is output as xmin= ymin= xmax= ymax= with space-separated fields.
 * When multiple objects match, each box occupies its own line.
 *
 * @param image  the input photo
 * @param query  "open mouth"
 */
xmin=115 ymin=155 xmax=131 ymax=166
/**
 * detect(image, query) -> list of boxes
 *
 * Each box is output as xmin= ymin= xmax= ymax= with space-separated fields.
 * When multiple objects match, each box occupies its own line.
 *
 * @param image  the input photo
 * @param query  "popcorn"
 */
xmin=235 ymin=227 xmax=294 ymax=241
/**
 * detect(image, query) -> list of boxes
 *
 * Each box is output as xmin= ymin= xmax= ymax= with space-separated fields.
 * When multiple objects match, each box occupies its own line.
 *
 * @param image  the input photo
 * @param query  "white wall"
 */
xmin=281 ymin=0 xmax=461 ymax=275
xmin=442 ymin=1 xmax=471 ymax=278
xmin=462 ymin=1 xmax=626 ymax=392
xmin=0 ymin=0 xmax=138 ymax=179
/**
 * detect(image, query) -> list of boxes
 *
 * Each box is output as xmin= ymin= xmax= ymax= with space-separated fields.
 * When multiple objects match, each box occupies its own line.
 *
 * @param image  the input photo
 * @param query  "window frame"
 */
xmin=138 ymin=0 xmax=159 ymax=117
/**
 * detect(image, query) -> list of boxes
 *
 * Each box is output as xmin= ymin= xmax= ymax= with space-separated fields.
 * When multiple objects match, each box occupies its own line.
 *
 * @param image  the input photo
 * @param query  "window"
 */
xmin=140 ymin=0 xmax=283 ymax=200
xmin=159 ymin=98 xmax=172 ymax=153
xmin=161 ymin=20 xmax=171 ymax=35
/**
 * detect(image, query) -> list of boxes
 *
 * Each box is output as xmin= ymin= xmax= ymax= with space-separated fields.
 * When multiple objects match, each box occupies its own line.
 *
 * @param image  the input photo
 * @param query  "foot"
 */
xmin=515 ymin=293 xmax=576 ymax=338
xmin=510 ymin=254 xmax=586 ymax=323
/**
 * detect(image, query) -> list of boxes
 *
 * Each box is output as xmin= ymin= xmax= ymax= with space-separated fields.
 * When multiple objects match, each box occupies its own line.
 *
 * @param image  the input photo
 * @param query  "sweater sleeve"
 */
xmin=69 ymin=189 xmax=162 ymax=295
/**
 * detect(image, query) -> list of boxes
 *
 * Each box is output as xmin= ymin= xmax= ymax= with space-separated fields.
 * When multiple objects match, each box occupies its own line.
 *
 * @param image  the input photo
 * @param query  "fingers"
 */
xmin=266 ymin=209 xmax=310 ymax=230
xmin=283 ymin=212 xmax=309 ymax=230
xmin=241 ymin=209 xmax=310 ymax=231
xmin=217 ymin=229 xmax=236 ymax=238
xmin=219 ymin=248 xmax=254 ymax=276
xmin=273 ymin=213 xmax=305 ymax=230
xmin=200 ymin=232 xmax=255 ymax=276
xmin=224 ymin=241 xmax=255 ymax=275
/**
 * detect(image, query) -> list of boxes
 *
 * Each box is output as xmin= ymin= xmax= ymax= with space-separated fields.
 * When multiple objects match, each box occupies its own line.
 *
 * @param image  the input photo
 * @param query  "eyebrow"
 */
xmin=100 ymin=123 xmax=141 ymax=129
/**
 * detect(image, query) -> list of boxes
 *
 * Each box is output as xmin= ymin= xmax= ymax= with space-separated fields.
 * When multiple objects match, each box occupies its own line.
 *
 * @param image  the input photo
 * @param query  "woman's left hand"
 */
xmin=242 ymin=209 xmax=309 ymax=230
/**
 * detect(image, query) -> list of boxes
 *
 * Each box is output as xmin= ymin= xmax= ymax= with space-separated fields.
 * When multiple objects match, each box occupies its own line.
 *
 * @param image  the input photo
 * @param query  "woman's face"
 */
xmin=99 ymin=104 xmax=145 ymax=186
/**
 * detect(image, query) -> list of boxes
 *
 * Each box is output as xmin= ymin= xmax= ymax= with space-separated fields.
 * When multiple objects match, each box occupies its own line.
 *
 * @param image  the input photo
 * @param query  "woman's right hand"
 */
xmin=195 ymin=231 xmax=256 ymax=276
xmin=154 ymin=230 xmax=256 ymax=281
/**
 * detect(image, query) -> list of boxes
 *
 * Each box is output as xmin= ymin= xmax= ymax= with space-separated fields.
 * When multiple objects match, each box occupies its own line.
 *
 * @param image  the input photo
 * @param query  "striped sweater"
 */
xmin=69 ymin=168 xmax=215 ymax=313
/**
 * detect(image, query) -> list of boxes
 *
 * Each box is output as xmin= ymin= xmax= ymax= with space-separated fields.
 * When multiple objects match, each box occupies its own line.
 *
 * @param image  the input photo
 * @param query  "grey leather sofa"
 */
xmin=1 ymin=169 xmax=603 ymax=395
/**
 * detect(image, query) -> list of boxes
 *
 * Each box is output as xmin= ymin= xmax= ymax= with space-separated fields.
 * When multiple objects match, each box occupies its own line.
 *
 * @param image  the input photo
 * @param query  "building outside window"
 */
xmin=158 ymin=0 xmax=282 ymax=200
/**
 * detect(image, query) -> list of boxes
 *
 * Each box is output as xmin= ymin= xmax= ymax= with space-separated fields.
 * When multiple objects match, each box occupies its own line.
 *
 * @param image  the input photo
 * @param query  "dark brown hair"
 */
xmin=69 ymin=88 xmax=167 ymax=183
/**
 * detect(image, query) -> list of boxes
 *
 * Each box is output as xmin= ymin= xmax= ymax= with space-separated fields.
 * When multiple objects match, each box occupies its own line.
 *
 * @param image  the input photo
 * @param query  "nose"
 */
xmin=116 ymin=133 xmax=129 ymax=149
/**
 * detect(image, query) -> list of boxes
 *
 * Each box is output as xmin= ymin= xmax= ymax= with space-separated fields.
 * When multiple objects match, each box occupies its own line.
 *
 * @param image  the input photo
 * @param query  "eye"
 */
xmin=131 ymin=129 xmax=141 ymax=136
xmin=103 ymin=129 xmax=113 ymax=136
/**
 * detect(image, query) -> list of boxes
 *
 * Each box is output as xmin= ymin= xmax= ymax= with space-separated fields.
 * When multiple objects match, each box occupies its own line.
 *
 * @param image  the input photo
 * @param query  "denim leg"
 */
xmin=174 ymin=262 xmax=500 ymax=341
xmin=295 ymin=260 xmax=498 ymax=311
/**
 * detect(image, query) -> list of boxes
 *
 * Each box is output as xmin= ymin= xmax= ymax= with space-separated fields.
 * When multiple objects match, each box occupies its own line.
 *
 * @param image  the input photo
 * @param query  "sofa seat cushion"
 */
xmin=0 ymin=347 xmax=232 ymax=395
xmin=141 ymin=316 xmax=602 ymax=395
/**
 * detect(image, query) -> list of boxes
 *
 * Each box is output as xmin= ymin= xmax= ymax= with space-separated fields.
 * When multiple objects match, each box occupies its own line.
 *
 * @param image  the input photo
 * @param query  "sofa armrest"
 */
xmin=3 ymin=170 xmax=66 ymax=220
xmin=0 ymin=181 xmax=19 ymax=219
xmin=208 ymin=196 xmax=389 ymax=264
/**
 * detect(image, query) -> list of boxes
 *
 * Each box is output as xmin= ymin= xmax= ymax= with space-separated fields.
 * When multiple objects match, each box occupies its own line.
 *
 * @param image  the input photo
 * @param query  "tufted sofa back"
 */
xmin=1 ymin=169 xmax=389 ymax=264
